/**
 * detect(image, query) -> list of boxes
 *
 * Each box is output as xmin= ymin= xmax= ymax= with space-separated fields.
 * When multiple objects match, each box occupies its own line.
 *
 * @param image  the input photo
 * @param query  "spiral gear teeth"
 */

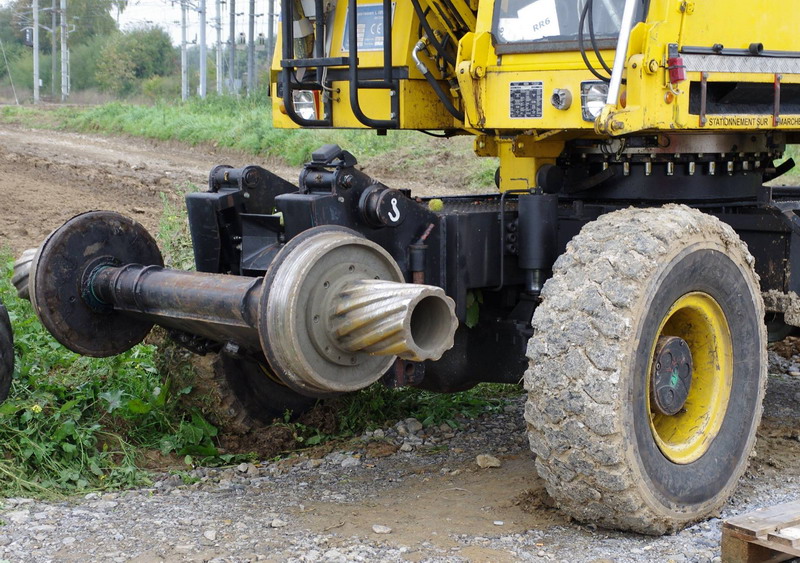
xmin=329 ymin=280 xmax=456 ymax=361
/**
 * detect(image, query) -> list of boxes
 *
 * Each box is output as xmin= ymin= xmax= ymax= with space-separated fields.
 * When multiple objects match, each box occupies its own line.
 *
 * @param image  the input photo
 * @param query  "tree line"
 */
xmin=0 ymin=0 xmax=263 ymax=101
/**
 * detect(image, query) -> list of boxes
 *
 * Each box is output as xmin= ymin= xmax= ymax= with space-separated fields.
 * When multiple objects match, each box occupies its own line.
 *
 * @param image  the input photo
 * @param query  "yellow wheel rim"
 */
xmin=647 ymin=292 xmax=733 ymax=464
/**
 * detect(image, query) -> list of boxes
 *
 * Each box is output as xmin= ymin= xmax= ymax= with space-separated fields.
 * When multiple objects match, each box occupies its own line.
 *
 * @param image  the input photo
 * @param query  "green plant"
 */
xmin=158 ymin=186 xmax=197 ymax=270
xmin=335 ymin=382 xmax=518 ymax=435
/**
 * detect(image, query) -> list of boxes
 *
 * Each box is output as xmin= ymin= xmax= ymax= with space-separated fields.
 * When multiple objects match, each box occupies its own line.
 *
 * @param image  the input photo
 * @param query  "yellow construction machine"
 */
xmin=25 ymin=0 xmax=800 ymax=534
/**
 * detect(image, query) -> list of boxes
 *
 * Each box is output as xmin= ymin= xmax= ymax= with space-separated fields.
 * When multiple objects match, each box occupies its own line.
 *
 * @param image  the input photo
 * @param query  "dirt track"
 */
xmin=0 ymin=123 xmax=799 ymax=561
xmin=0 ymin=125 xmax=454 ymax=254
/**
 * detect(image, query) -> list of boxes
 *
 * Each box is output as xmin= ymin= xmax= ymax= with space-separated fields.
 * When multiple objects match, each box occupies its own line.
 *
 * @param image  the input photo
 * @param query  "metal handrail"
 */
xmin=606 ymin=0 xmax=637 ymax=105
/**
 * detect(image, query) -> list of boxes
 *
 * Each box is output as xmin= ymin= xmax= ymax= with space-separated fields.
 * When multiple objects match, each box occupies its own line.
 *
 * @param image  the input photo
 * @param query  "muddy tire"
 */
xmin=214 ymin=353 xmax=317 ymax=428
xmin=525 ymin=205 xmax=766 ymax=534
xmin=12 ymin=248 xmax=36 ymax=301
xmin=0 ymin=300 xmax=14 ymax=402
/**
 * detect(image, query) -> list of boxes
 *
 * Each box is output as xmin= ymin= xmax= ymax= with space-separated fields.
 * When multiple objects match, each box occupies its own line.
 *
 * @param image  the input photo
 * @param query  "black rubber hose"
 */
xmin=421 ymin=62 xmax=464 ymax=122
xmin=410 ymin=0 xmax=456 ymax=68
xmin=587 ymin=0 xmax=614 ymax=75
xmin=578 ymin=0 xmax=611 ymax=82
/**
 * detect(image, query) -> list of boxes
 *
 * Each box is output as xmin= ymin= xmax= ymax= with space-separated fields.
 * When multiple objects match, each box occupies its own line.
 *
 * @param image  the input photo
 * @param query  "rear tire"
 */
xmin=12 ymin=248 xmax=36 ymax=301
xmin=214 ymin=353 xmax=317 ymax=428
xmin=0 ymin=301 xmax=14 ymax=402
xmin=525 ymin=205 xmax=766 ymax=534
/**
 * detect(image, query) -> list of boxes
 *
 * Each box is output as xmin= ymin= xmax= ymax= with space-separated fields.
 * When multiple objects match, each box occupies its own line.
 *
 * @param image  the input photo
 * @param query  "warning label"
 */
xmin=510 ymin=81 xmax=544 ymax=119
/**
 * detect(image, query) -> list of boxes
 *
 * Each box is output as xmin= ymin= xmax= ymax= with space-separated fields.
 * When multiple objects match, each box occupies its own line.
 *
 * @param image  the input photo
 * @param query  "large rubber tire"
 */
xmin=214 ymin=353 xmax=317 ymax=428
xmin=525 ymin=205 xmax=767 ymax=534
xmin=11 ymin=248 xmax=36 ymax=301
xmin=0 ymin=301 xmax=14 ymax=402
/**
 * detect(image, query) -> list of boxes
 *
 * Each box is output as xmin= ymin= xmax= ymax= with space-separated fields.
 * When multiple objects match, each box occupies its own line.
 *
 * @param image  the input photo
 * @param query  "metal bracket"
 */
xmin=700 ymin=72 xmax=709 ymax=127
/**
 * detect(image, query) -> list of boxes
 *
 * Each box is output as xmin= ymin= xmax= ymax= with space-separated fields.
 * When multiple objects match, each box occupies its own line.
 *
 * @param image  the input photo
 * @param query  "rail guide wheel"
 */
xmin=525 ymin=205 xmax=766 ymax=534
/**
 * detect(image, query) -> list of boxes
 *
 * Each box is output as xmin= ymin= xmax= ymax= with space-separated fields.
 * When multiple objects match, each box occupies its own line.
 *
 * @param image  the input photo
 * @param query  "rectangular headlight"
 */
xmin=581 ymin=81 xmax=609 ymax=122
xmin=292 ymin=90 xmax=319 ymax=121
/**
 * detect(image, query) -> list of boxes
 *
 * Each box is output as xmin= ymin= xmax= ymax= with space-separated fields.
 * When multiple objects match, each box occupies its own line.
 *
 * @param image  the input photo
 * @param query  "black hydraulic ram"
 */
xmin=30 ymin=211 xmax=457 ymax=398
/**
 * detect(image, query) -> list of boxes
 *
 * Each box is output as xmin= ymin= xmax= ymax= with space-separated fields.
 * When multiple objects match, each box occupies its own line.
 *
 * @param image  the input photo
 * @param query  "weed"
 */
xmin=158 ymin=184 xmax=198 ymax=270
xmin=335 ymin=382 xmax=520 ymax=435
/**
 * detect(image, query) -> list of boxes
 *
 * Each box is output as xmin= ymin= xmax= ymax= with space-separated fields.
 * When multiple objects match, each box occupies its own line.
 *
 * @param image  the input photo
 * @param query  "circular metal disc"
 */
xmin=259 ymin=226 xmax=402 ymax=396
xmin=31 ymin=211 xmax=163 ymax=357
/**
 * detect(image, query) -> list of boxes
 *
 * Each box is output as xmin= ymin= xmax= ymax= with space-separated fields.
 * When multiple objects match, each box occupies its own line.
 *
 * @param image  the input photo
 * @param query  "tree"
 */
xmin=94 ymin=26 xmax=177 ymax=96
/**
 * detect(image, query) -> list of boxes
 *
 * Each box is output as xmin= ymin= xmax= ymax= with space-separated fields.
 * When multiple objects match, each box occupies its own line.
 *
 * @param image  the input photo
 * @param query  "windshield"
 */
xmin=494 ymin=0 xmax=643 ymax=45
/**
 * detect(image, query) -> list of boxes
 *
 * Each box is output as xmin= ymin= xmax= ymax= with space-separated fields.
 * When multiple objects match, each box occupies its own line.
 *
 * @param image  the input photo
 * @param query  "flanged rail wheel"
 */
xmin=525 ymin=205 xmax=766 ymax=534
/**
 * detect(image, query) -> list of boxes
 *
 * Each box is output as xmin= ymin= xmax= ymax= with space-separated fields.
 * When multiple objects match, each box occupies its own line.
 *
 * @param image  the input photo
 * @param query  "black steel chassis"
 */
xmin=184 ymin=145 xmax=800 ymax=393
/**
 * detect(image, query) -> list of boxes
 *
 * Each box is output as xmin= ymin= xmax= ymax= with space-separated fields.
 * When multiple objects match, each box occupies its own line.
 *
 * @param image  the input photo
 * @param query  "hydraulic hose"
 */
xmin=412 ymin=40 xmax=464 ymax=122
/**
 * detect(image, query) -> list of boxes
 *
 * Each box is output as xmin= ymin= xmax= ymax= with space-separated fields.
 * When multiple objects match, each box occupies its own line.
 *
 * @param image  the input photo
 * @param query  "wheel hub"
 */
xmin=650 ymin=336 xmax=693 ymax=416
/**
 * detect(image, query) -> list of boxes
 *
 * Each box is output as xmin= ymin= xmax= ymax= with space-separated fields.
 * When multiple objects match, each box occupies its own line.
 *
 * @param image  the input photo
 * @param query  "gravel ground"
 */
xmin=1 ymin=347 xmax=799 ymax=562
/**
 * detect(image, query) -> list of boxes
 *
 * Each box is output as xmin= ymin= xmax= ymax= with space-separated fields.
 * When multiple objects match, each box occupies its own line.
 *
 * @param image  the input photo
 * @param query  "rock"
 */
xmin=341 ymin=456 xmax=361 ymax=468
xmin=399 ymin=443 xmax=413 ymax=452
xmin=372 ymin=524 xmax=392 ymax=534
xmin=62 ymin=537 xmax=76 ymax=545
xmin=90 ymin=501 xmax=119 ymax=510
xmin=5 ymin=498 xmax=34 ymax=508
xmin=373 ymin=429 xmax=385 ymax=439
xmin=493 ymin=521 xmax=504 ymax=526
xmin=203 ymin=530 xmax=217 ymax=541
xmin=0 ymin=535 xmax=10 ymax=546
xmin=236 ymin=463 xmax=250 ymax=473
xmin=271 ymin=519 xmax=288 ymax=528
xmin=476 ymin=454 xmax=502 ymax=468
xmin=405 ymin=418 xmax=423 ymax=434
xmin=4 ymin=510 xmax=30 ymax=524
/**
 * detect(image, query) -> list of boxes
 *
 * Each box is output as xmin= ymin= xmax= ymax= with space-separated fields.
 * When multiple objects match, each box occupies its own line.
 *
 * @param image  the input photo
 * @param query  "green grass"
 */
xmin=336 ymin=383 xmax=520 ymax=435
xmin=0 ymin=265 xmax=223 ymax=497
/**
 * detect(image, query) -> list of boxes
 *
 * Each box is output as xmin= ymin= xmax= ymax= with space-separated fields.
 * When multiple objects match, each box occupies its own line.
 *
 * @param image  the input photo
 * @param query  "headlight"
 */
xmin=292 ymin=90 xmax=319 ymax=121
xmin=581 ymin=81 xmax=609 ymax=122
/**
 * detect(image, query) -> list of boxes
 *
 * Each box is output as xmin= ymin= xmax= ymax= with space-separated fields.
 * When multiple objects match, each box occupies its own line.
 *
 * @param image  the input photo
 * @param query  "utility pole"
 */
xmin=247 ymin=0 xmax=254 ymax=95
xmin=180 ymin=0 xmax=188 ymax=100
xmin=60 ymin=0 xmax=67 ymax=101
xmin=33 ymin=0 xmax=40 ymax=103
xmin=199 ymin=0 xmax=207 ymax=98
xmin=266 ymin=0 xmax=275 ymax=63
xmin=215 ymin=0 xmax=222 ymax=94
xmin=51 ymin=0 xmax=57 ymax=99
xmin=228 ymin=0 xmax=235 ymax=93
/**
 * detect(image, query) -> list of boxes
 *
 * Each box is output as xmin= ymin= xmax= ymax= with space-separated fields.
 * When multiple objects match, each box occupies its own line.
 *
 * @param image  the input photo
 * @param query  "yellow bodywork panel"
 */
xmin=272 ymin=0 xmax=464 ymax=130
xmin=274 ymin=0 xmax=800 ymax=189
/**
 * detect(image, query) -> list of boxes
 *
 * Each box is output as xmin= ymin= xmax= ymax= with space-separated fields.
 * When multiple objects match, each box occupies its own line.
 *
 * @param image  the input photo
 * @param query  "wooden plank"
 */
xmin=767 ymin=527 xmax=800 ymax=549
xmin=721 ymin=532 xmax=797 ymax=563
xmin=724 ymin=500 xmax=800 ymax=539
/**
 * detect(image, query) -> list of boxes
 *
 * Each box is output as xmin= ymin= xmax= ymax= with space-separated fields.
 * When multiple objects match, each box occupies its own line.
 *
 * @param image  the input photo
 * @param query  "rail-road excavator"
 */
xmin=21 ymin=0 xmax=800 ymax=534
